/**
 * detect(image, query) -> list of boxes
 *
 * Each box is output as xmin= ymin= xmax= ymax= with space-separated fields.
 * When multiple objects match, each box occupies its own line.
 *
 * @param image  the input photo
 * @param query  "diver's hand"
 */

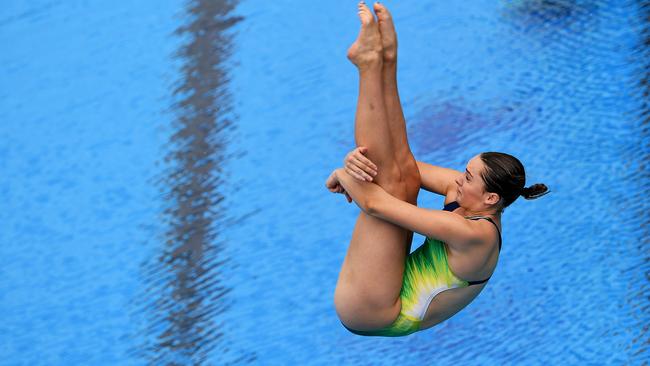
xmin=344 ymin=146 xmax=378 ymax=182
xmin=325 ymin=169 xmax=353 ymax=203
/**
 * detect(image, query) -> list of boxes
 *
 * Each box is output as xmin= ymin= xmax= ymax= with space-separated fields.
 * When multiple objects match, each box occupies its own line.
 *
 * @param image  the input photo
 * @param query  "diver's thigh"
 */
xmin=336 ymin=212 xmax=407 ymax=310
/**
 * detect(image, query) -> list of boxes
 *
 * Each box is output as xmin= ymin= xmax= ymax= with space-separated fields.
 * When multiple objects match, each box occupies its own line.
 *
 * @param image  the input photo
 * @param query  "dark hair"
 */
xmin=479 ymin=152 xmax=549 ymax=212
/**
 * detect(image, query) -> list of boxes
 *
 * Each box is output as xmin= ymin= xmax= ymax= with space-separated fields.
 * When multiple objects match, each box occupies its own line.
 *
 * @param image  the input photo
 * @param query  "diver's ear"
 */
xmin=485 ymin=192 xmax=500 ymax=206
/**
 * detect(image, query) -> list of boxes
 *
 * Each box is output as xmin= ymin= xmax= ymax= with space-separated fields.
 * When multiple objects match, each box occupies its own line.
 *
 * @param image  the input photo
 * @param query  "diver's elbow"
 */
xmin=363 ymin=197 xmax=379 ymax=216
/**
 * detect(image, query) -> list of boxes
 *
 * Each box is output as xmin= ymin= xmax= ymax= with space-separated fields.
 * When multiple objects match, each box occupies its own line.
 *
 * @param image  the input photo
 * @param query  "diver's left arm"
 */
xmin=333 ymin=168 xmax=479 ymax=250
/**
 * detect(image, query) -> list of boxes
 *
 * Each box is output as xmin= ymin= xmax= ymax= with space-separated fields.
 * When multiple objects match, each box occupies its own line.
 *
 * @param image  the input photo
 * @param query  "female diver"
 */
xmin=325 ymin=2 xmax=549 ymax=337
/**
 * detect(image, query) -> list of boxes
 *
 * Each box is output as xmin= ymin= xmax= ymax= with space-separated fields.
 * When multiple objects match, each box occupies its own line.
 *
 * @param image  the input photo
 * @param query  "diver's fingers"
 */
xmin=344 ymin=146 xmax=370 ymax=167
xmin=351 ymin=156 xmax=377 ymax=177
xmin=345 ymin=162 xmax=372 ymax=181
xmin=354 ymin=148 xmax=378 ymax=172
xmin=329 ymin=184 xmax=344 ymax=194
xmin=327 ymin=184 xmax=340 ymax=193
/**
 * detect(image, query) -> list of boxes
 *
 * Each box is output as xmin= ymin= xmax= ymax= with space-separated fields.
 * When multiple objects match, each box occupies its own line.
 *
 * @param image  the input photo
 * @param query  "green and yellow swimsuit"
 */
xmin=342 ymin=201 xmax=502 ymax=337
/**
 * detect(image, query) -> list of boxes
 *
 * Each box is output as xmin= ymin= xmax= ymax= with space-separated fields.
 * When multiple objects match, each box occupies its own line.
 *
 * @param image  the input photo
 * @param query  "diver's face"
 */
xmin=455 ymin=155 xmax=488 ymax=206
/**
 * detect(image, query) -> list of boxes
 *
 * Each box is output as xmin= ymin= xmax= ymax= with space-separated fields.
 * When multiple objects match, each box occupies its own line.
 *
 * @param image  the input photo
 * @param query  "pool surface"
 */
xmin=1 ymin=0 xmax=648 ymax=364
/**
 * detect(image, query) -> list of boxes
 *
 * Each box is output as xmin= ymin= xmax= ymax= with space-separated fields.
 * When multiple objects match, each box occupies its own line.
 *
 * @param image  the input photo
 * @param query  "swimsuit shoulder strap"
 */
xmin=464 ymin=215 xmax=502 ymax=286
xmin=443 ymin=203 xmax=502 ymax=251
xmin=443 ymin=205 xmax=500 ymax=287
xmin=465 ymin=215 xmax=502 ymax=251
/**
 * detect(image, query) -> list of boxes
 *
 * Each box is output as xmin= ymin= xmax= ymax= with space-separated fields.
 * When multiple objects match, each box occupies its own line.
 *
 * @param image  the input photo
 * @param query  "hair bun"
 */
xmin=521 ymin=183 xmax=550 ymax=200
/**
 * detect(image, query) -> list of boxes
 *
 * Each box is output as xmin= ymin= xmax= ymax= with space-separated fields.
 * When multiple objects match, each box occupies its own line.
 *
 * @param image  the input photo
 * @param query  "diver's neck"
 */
xmin=461 ymin=206 xmax=500 ymax=220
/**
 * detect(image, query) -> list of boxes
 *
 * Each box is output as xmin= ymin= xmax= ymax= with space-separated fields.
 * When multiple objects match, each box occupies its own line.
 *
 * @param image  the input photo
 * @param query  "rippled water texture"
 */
xmin=1 ymin=0 xmax=648 ymax=364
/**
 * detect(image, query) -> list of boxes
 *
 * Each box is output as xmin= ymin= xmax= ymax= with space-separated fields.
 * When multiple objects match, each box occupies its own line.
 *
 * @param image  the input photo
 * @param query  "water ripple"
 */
xmin=128 ymin=1 xmax=254 ymax=364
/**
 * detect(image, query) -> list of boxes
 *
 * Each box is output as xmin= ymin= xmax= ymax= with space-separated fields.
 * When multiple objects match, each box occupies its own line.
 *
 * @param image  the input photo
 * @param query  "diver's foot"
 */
xmin=347 ymin=1 xmax=383 ymax=68
xmin=373 ymin=2 xmax=397 ymax=64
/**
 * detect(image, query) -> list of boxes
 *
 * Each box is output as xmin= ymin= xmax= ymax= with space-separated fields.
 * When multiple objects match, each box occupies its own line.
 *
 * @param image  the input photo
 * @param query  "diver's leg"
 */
xmin=347 ymin=12 xmax=398 ymax=183
xmin=374 ymin=2 xmax=420 ymax=185
xmin=334 ymin=2 xmax=420 ymax=330
xmin=376 ymin=2 xmax=421 ymax=254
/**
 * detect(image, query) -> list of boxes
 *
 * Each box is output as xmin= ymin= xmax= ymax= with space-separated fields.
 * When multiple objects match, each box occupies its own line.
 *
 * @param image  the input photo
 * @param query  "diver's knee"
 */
xmin=401 ymin=156 xmax=421 ymax=184
xmin=374 ymin=164 xmax=406 ymax=196
xmin=398 ymin=158 xmax=420 ymax=201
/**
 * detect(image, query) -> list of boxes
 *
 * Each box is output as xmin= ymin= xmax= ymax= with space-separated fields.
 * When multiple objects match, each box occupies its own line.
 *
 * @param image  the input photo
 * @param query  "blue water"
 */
xmin=1 ymin=0 xmax=648 ymax=364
